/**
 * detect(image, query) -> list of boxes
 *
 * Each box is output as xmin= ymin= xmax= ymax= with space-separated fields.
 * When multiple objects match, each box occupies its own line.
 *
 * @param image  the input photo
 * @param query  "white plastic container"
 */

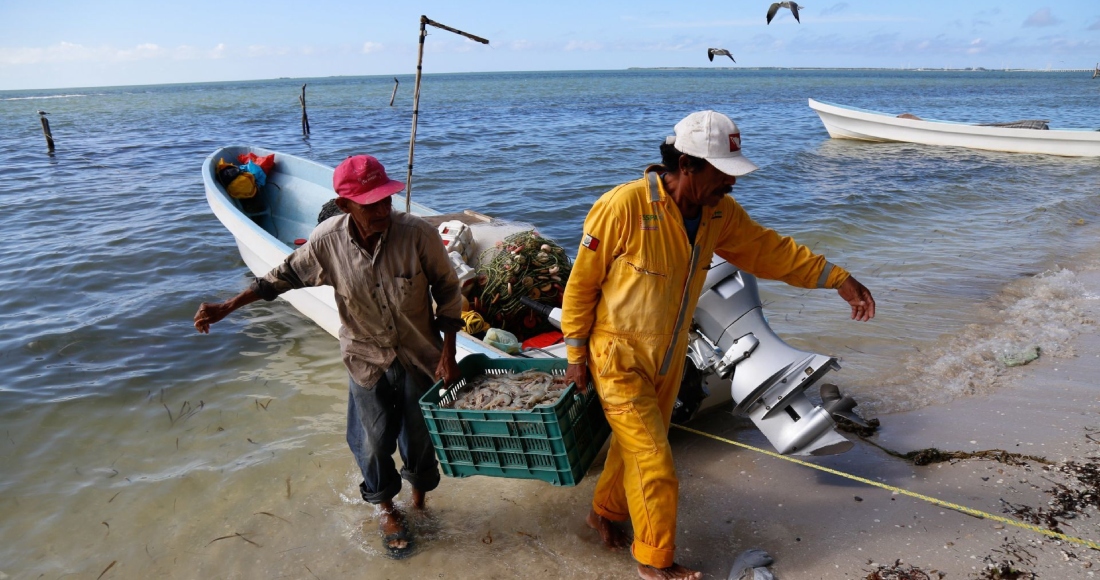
xmin=438 ymin=220 xmax=474 ymax=262
xmin=448 ymin=251 xmax=476 ymax=288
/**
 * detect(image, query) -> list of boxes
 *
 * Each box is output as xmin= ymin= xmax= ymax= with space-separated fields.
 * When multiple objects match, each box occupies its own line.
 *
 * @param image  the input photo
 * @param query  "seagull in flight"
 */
xmin=708 ymin=48 xmax=736 ymax=63
xmin=767 ymin=1 xmax=802 ymax=24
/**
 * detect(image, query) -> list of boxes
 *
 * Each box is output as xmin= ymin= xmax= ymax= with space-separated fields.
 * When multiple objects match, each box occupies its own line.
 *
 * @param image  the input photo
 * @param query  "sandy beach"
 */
xmin=315 ymin=271 xmax=1100 ymax=580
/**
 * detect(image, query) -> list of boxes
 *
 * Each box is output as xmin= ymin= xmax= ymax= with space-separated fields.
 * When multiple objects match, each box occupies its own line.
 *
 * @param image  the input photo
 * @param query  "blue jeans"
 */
xmin=346 ymin=360 xmax=441 ymax=504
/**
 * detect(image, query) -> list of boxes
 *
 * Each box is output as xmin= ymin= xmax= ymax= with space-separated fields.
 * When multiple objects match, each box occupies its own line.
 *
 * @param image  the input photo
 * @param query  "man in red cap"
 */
xmin=194 ymin=154 xmax=463 ymax=559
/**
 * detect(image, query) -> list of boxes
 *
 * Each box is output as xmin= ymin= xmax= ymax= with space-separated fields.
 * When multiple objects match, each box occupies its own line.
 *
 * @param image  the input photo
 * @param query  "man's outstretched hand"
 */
xmin=837 ymin=276 xmax=875 ymax=322
xmin=194 ymin=302 xmax=233 ymax=333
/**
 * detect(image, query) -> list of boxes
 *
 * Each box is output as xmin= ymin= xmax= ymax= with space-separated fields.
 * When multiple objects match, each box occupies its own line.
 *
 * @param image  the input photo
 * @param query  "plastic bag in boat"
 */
xmin=226 ymin=171 xmax=257 ymax=199
xmin=483 ymin=328 xmax=521 ymax=354
xmin=237 ymin=152 xmax=275 ymax=174
xmin=241 ymin=161 xmax=267 ymax=187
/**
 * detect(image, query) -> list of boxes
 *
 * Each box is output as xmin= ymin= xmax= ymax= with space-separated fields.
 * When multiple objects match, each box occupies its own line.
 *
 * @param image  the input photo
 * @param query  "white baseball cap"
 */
xmin=666 ymin=110 xmax=759 ymax=176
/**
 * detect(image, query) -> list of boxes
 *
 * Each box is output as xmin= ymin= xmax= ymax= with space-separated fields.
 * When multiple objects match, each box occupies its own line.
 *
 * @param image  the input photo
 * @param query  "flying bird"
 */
xmin=766 ymin=1 xmax=802 ymax=24
xmin=708 ymin=48 xmax=736 ymax=63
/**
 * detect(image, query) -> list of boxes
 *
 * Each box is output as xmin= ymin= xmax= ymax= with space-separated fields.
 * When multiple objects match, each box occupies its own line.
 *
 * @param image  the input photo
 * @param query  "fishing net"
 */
xmin=318 ymin=199 xmax=343 ymax=223
xmin=469 ymin=230 xmax=571 ymax=339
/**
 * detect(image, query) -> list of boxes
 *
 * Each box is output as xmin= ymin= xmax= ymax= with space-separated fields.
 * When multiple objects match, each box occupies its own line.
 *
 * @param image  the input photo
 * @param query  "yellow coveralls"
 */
xmin=561 ymin=167 xmax=850 ymax=568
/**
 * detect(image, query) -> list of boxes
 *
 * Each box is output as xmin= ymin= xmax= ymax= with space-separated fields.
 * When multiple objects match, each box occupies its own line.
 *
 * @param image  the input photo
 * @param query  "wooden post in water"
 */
xmin=389 ymin=77 xmax=399 ymax=106
xmin=299 ymin=84 xmax=311 ymax=136
xmin=38 ymin=111 xmax=55 ymax=153
xmin=405 ymin=16 xmax=489 ymax=213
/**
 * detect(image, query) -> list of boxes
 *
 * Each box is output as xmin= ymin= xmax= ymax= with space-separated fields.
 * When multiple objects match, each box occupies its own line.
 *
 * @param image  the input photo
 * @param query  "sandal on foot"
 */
xmin=379 ymin=514 xmax=414 ymax=560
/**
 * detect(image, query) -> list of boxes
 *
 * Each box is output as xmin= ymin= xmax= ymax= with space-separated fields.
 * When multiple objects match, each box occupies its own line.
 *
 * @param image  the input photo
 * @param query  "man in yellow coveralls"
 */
xmin=561 ymin=110 xmax=875 ymax=580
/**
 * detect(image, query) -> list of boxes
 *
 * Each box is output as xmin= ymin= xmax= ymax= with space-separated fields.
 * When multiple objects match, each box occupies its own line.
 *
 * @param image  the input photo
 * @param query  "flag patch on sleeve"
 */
xmin=581 ymin=233 xmax=600 ymax=251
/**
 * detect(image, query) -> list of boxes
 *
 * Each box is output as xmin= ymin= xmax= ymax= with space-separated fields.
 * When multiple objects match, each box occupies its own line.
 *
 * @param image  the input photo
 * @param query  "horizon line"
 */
xmin=2 ymin=66 xmax=1096 ymax=93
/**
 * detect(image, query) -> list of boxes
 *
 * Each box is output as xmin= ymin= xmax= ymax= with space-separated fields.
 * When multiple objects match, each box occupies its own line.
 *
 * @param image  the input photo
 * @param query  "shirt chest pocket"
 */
xmin=387 ymin=270 xmax=429 ymax=313
xmin=608 ymin=255 xmax=670 ymax=313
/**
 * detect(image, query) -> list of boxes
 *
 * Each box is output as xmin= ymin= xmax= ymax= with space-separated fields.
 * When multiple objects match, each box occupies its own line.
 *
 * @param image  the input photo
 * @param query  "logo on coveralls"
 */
xmin=581 ymin=233 xmax=600 ymax=251
xmin=640 ymin=214 xmax=660 ymax=231
xmin=728 ymin=133 xmax=741 ymax=152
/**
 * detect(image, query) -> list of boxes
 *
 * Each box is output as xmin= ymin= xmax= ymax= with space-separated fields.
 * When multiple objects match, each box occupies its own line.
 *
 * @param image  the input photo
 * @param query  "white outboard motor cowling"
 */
xmin=687 ymin=260 xmax=853 ymax=456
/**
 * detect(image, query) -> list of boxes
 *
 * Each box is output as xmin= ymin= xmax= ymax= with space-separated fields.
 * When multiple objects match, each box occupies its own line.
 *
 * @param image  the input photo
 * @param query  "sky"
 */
xmin=2 ymin=0 xmax=1099 ymax=90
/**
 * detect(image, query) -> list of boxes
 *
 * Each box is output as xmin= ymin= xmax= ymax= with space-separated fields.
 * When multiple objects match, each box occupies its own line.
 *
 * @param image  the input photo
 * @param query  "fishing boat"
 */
xmin=202 ymin=145 xmax=865 ymax=455
xmin=808 ymin=98 xmax=1100 ymax=157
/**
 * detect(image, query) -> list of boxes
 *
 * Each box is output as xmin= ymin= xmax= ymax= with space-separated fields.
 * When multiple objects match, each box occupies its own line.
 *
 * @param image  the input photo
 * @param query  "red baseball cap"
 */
xmin=332 ymin=155 xmax=405 ymax=205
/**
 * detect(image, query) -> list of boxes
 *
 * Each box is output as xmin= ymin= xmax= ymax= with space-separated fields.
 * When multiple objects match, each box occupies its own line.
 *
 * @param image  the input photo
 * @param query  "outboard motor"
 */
xmin=522 ymin=258 xmax=859 ymax=457
xmin=684 ymin=259 xmax=853 ymax=456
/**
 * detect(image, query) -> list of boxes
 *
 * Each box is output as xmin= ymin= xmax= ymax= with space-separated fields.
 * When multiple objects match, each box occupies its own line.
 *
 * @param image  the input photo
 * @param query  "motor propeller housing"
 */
xmin=687 ymin=260 xmax=853 ymax=456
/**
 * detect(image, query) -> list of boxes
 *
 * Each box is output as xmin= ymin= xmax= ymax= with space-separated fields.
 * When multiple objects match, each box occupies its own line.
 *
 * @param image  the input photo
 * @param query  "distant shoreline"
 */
xmin=4 ymin=67 xmax=1096 ymax=92
xmin=629 ymin=66 xmax=1094 ymax=73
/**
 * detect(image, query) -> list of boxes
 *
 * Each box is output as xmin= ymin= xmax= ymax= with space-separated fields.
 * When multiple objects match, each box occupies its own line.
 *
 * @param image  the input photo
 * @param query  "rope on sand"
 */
xmin=671 ymin=424 xmax=1100 ymax=551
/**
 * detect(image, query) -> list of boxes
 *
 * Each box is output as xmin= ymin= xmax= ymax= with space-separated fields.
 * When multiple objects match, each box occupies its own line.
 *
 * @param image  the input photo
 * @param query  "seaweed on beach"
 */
xmin=903 ymin=448 xmax=1052 ymax=467
xmin=1002 ymin=457 xmax=1100 ymax=533
xmin=858 ymin=436 xmax=1053 ymax=467
xmin=836 ymin=415 xmax=880 ymax=437
xmin=864 ymin=559 xmax=943 ymax=580
xmin=975 ymin=538 xmax=1037 ymax=580
xmin=833 ymin=414 xmax=1049 ymax=467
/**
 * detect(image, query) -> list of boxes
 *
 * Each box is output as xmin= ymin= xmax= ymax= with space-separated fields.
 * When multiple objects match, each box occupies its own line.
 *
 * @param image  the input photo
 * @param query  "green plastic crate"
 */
xmin=419 ymin=354 xmax=610 ymax=486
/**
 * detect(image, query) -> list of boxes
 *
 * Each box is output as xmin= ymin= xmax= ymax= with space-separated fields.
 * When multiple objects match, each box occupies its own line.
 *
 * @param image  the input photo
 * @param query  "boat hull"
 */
xmin=809 ymin=98 xmax=1100 ymax=157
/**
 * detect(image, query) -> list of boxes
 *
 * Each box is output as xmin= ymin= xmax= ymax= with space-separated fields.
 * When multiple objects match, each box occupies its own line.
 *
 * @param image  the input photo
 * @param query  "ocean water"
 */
xmin=1 ymin=69 xmax=1099 ymax=577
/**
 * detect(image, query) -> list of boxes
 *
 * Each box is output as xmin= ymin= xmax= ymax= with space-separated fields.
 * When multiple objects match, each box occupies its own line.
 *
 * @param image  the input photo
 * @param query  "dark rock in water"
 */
xmin=318 ymin=199 xmax=343 ymax=224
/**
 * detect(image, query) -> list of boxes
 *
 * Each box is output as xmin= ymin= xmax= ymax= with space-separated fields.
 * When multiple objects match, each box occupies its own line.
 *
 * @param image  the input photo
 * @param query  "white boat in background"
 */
xmin=808 ymin=98 xmax=1100 ymax=157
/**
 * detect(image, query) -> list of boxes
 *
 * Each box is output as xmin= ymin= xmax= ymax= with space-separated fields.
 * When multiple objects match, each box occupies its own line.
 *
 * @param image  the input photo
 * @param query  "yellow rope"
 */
xmin=671 ymin=423 xmax=1100 ymax=551
xmin=461 ymin=310 xmax=490 ymax=335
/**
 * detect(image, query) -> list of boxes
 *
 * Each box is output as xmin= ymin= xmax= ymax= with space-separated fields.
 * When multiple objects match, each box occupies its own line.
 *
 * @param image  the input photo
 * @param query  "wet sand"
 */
xmin=6 ymin=292 xmax=1099 ymax=580
xmin=667 ymin=270 xmax=1100 ymax=579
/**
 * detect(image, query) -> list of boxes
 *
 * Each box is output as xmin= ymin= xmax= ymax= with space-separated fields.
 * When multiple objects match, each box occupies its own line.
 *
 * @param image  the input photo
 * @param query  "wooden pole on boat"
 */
xmin=299 ymin=84 xmax=311 ymax=136
xmin=38 ymin=111 xmax=54 ymax=154
xmin=389 ymin=77 xmax=399 ymax=106
xmin=404 ymin=15 xmax=489 ymax=213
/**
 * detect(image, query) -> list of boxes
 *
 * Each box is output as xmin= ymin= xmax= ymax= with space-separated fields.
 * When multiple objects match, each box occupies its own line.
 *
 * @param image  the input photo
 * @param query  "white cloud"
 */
xmin=0 ymin=41 xmax=235 ymax=66
xmin=362 ymin=42 xmax=383 ymax=54
xmin=115 ymin=43 xmax=162 ymax=61
xmin=1023 ymin=8 xmax=1060 ymax=28
xmin=564 ymin=40 xmax=603 ymax=51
